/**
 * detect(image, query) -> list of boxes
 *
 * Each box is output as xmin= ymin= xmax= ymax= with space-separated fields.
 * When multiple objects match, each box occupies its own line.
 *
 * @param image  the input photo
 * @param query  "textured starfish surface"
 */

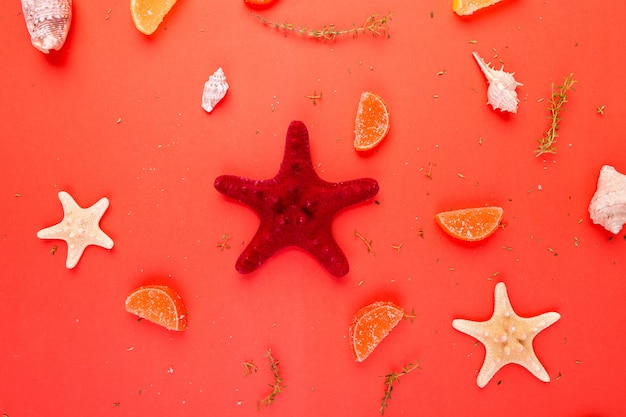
xmin=37 ymin=191 xmax=114 ymax=269
xmin=452 ymin=282 xmax=560 ymax=387
xmin=214 ymin=120 xmax=379 ymax=276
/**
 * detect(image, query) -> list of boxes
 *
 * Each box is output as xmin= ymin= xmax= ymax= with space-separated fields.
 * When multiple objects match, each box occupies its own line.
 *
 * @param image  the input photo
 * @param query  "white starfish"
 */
xmin=37 ymin=191 xmax=114 ymax=269
xmin=452 ymin=282 xmax=560 ymax=388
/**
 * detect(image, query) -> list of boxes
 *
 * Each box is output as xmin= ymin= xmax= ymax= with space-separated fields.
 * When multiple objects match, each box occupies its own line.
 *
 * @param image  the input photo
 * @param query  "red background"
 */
xmin=1 ymin=0 xmax=625 ymax=415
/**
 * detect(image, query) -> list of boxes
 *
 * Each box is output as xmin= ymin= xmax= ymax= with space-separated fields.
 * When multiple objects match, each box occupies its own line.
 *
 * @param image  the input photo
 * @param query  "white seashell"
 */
xmin=589 ymin=165 xmax=626 ymax=234
xmin=21 ymin=0 xmax=72 ymax=54
xmin=201 ymin=68 xmax=229 ymax=113
xmin=472 ymin=52 xmax=523 ymax=113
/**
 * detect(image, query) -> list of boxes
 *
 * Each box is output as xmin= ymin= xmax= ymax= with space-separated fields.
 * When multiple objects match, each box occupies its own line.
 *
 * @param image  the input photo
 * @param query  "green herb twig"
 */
xmin=254 ymin=13 xmax=393 ymax=41
xmin=535 ymin=73 xmax=576 ymax=157
xmin=403 ymin=308 xmax=417 ymax=323
xmin=216 ymin=233 xmax=231 ymax=250
xmin=243 ymin=360 xmax=258 ymax=376
xmin=305 ymin=91 xmax=323 ymax=105
xmin=380 ymin=361 xmax=421 ymax=415
xmin=257 ymin=349 xmax=285 ymax=409
xmin=354 ymin=230 xmax=375 ymax=254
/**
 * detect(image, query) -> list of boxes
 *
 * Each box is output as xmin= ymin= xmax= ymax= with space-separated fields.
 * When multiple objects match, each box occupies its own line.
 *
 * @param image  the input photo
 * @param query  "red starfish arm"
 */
xmin=214 ymin=175 xmax=274 ymax=207
xmin=321 ymin=178 xmax=379 ymax=209
xmin=299 ymin=227 xmax=349 ymax=277
xmin=278 ymin=121 xmax=316 ymax=176
xmin=235 ymin=222 xmax=288 ymax=274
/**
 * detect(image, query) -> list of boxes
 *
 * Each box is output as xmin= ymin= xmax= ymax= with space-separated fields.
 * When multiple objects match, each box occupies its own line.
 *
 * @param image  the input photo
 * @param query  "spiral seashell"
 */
xmin=589 ymin=165 xmax=626 ymax=234
xmin=21 ymin=0 xmax=72 ymax=53
xmin=472 ymin=52 xmax=522 ymax=113
xmin=201 ymin=68 xmax=229 ymax=113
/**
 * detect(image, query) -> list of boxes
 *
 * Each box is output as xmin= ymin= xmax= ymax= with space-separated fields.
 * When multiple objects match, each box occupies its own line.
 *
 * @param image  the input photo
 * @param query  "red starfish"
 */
xmin=214 ymin=120 xmax=379 ymax=277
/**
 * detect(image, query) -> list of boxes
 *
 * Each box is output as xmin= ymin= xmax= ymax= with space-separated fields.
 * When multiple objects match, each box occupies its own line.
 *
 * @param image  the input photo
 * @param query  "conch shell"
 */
xmin=21 ymin=0 xmax=72 ymax=53
xmin=589 ymin=165 xmax=626 ymax=234
xmin=201 ymin=68 xmax=229 ymax=113
xmin=472 ymin=52 xmax=522 ymax=113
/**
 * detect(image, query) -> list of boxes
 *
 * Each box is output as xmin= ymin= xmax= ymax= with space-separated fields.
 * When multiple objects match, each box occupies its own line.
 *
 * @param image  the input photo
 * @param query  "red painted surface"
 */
xmin=1 ymin=1 xmax=624 ymax=415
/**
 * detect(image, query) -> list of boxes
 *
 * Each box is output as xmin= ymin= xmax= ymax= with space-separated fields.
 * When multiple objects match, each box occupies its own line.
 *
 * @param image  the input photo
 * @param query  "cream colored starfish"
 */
xmin=37 ymin=191 xmax=114 ymax=269
xmin=452 ymin=282 xmax=560 ymax=388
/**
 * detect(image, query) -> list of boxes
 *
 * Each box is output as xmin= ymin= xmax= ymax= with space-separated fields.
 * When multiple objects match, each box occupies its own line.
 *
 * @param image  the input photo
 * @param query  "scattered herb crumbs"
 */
xmin=502 ymin=246 xmax=513 ymax=251
xmin=113 ymin=402 xmax=120 ymax=407
xmin=575 ymin=360 xmax=582 ymax=365
xmin=597 ymin=105 xmax=605 ymax=115
xmin=14 ymin=193 xmax=21 ymax=197
xmin=380 ymin=361 xmax=421 ymax=415
xmin=358 ymin=279 xmax=364 ymax=286
xmin=556 ymin=372 xmax=562 ymax=381
xmin=487 ymin=271 xmax=499 ymax=281
xmin=535 ymin=73 xmax=576 ymax=157
xmin=478 ymin=136 xmax=483 ymax=145
xmin=254 ymin=13 xmax=393 ymax=41
xmin=257 ymin=349 xmax=285 ymax=409
xmin=50 ymin=245 xmax=58 ymax=256
xmin=426 ymin=162 xmax=433 ymax=179
xmin=436 ymin=70 xmax=447 ymax=75
xmin=457 ymin=173 xmax=466 ymax=179
xmin=469 ymin=39 xmax=477 ymax=44
xmin=574 ymin=236 xmax=579 ymax=247
xmin=116 ymin=117 xmax=122 ymax=124
xmin=390 ymin=243 xmax=403 ymax=252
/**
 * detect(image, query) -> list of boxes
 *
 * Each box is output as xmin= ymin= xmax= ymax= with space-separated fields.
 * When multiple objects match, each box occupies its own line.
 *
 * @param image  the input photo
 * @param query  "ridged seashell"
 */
xmin=21 ymin=0 xmax=72 ymax=53
xmin=201 ymin=68 xmax=229 ymax=113
xmin=589 ymin=165 xmax=626 ymax=234
xmin=472 ymin=52 xmax=522 ymax=113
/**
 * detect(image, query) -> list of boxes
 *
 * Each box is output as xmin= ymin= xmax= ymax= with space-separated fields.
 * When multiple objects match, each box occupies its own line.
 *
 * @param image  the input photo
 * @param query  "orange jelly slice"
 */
xmin=130 ymin=0 xmax=178 ymax=35
xmin=125 ymin=285 xmax=187 ymax=331
xmin=453 ymin=0 xmax=505 ymax=16
xmin=354 ymin=92 xmax=390 ymax=151
xmin=435 ymin=206 xmax=503 ymax=241
xmin=349 ymin=301 xmax=404 ymax=362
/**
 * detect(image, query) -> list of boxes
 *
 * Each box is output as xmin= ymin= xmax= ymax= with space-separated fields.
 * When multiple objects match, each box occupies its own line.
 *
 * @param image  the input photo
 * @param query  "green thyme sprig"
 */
xmin=380 ymin=361 xmax=421 ymax=415
xmin=254 ymin=13 xmax=393 ymax=41
xmin=257 ymin=349 xmax=285 ymax=409
xmin=535 ymin=73 xmax=576 ymax=157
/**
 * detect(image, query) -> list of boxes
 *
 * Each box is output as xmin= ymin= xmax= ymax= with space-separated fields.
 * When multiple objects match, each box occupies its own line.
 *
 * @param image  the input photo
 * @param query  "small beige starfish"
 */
xmin=452 ymin=282 xmax=560 ymax=388
xmin=37 ymin=191 xmax=114 ymax=269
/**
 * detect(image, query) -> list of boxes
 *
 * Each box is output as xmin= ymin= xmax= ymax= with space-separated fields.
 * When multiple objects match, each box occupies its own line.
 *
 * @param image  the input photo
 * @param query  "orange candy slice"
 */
xmin=452 ymin=0 xmax=505 ymax=16
xmin=125 ymin=285 xmax=187 ymax=331
xmin=435 ymin=206 xmax=503 ymax=241
xmin=354 ymin=92 xmax=390 ymax=151
xmin=130 ymin=0 xmax=178 ymax=35
xmin=349 ymin=301 xmax=404 ymax=362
